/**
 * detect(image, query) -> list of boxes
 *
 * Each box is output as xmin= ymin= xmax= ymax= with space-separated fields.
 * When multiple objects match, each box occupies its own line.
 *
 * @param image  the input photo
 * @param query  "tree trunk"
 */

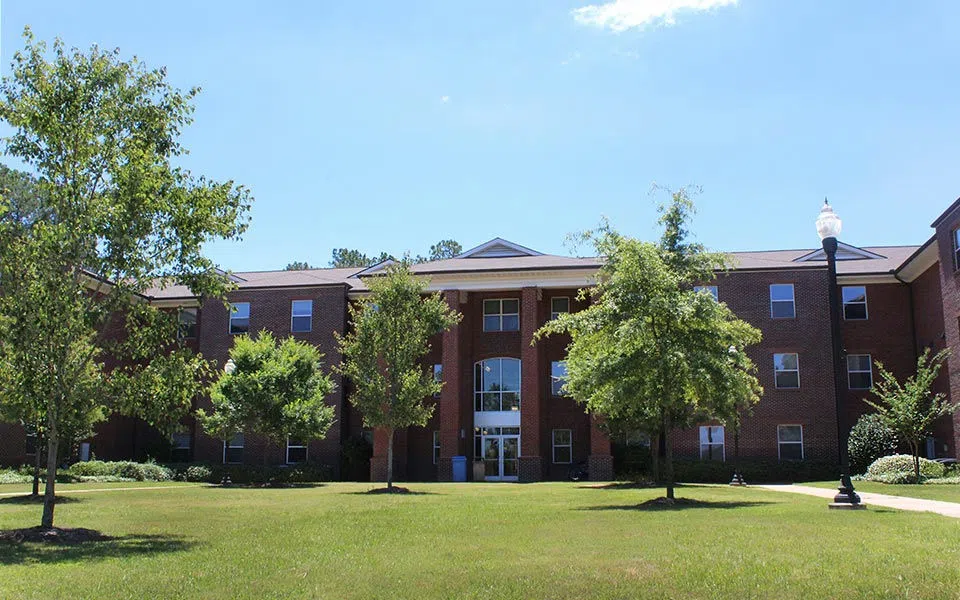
xmin=32 ymin=438 xmax=42 ymax=497
xmin=386 ymin=428 xmax=394 ymax=490
xmin=41 ymin=428 xmax=58 ymax=529
xmin=663 ymin=414 xmax=675 ymax=500
xmin=649 ymin=432 xmax=660 ymax=483
xmin=912 ymin=442 xmax=920 ymax=481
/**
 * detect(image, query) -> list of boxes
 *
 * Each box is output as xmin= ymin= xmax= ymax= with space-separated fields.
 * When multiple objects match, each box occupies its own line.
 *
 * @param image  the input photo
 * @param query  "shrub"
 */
xmin=0 ymin=470 xmax=31 ymax=484
xmin=866 ymin=454 xmax=946 ymax=481
xmin=66 ymin=460 xmax=173 ymax=482
xmin=184 ymin=465 xmax=214 ymax=482
xmin=663 ymin=458 xmax=836 ymax=484
xmin=848 ymin=414 xmax=897 ymax=474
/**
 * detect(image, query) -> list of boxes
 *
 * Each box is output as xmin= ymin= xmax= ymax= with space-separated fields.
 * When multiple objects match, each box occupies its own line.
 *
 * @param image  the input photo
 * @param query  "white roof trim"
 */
xmin=457 ymin=238 xmax=544 ymax=259
xmin=895 ymin=240 xmax=938 ymax=283
xmin=354 ymin=259 xmax=397 ymax=277
xmin=794 ymin=242 xmax=886 ymax=262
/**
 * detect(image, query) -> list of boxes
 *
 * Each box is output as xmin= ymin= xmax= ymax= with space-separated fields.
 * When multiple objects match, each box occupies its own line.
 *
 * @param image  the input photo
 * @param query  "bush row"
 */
xmin=863 ymin=454 xmax=947 ymax=483
xmin=67 ymin=460 xmax=175 ymax=481
xmin=163 ymin=462 xmax=333 ymax=485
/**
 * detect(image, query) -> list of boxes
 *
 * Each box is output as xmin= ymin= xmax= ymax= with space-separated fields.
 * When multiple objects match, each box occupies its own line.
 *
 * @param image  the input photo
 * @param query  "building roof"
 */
xmin=727 ymin=245 xmax=921 ymax=274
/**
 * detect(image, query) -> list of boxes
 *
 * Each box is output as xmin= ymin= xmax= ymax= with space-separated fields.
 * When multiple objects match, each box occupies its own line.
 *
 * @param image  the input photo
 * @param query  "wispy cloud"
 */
xmin=572 ymin=0 xmax=737 ymax=33
xmin=441 ymin=95 xmax=451 ymax=103
xmin=560 ymin=51 xmax=582 ymax=66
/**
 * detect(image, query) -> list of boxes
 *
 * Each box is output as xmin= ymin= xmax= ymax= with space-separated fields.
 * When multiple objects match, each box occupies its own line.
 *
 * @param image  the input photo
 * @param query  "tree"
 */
xmin=197 ymin=332 xmax=336 ymax=460
xmin=847 ymin=413 xmax=898 ymax=475
xmin=428 ymin=239 xmax=462 ymax=261
xmin=865 ymin=348 xmax=955 ymax=481
xmin=0 ymin=30 xmax=251 ymax=528
xmin=536 ymin=190 xmax=762 ymax=500
xmin=337 ymin=263 xmax=460 ymax=489
xmin=284 ymin=261 xmax=313 ymax=271
xmin=330 ymin=248 xmax=392 ymax=268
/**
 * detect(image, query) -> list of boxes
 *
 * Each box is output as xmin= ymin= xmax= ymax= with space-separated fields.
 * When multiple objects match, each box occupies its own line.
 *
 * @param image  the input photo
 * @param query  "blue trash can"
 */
xmin=452 ymin=456 xmax=467 ymax=482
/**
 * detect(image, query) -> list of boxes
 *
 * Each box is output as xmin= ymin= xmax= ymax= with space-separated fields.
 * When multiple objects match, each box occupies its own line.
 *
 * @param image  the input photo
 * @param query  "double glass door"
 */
xmin=480 ymin=427 xmax=520 ymax=481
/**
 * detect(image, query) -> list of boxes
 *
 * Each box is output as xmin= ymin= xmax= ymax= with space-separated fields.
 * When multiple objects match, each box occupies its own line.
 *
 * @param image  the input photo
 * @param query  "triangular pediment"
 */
xmin=457 ymin=238 xmax=543 ymax=259
xmin=353 ymin=259 xmax=397 ymax=277
xmin=794 ymin=242 xmax=886 ymax=262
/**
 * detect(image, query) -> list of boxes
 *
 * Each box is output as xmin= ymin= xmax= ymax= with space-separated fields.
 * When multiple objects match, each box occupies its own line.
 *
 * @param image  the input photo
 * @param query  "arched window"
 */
xmin=474 ymin=358 xmax=521 ymax=411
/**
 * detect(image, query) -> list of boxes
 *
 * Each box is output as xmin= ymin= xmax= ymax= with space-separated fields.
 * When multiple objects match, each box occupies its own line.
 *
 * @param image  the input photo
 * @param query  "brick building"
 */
xmin=2 ymin=205 xmax=960 ymax=481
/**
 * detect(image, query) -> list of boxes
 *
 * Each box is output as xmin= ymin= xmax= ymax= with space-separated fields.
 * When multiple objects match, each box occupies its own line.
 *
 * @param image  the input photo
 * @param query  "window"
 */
xmin=552 ymin=429 xmax=572 ymax=464
xmin=770 ymin=284 xmax=795 ymax=319
xmin=551 ymin=297 xmax=570 ymax=320
xmin=774 ymin=353 xmax=800 ymax=389
xmin=223 ymin=433 xmax=244 ymax=464
xmin=178 ymin=308 xmax=198 ymax=339
xmin=778 ymin=425 xmax=804 ymax=460
xmin=847 ymin=354 xmax=873 ymax=390
xmin=474 ymin=358 xmax=521 ymax=411
xmin=694 ymin=285 xmax=719 ymax=301
xmin=229 ymin=302 xmax=250 ymax=334
xmin=699 ymin=426 xmax=725 ymax=461
xmin=483 ymin=299 xmax=519 ymax=332
xmin=25 ymin=429 xmax=37 ymax=455
xmin=954 ymin=229 xmax=960 ymax=271
xmin=286 ymin=438 xmax=307 ymax=464
xmin=841 ymin=287 xmax=868 ymax=320
xmin=291 ymin=300 xmax=312 ymax=333
xmin=551 ymin=361 xmax=567 ymax=396
xmin=432 ymin=364 xmax=442 ymax=396
xmin=433 ymin=431 xmax=440 ymax=465
xmin=170 ymin=431 xmax=191 ymax=462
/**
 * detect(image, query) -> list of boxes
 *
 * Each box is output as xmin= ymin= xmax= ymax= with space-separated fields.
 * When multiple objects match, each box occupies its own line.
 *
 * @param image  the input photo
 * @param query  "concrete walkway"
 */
xmin=0 ymin=484 xmax=200 ymax=498
xmin=758 ymin=484 xmax=960 ymax=519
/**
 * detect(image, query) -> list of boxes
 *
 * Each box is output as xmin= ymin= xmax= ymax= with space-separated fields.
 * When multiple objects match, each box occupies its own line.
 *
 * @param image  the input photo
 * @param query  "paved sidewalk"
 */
xmin=0 ymin=484 xmax=200 ymax=498
xmin=758 ymin=484 xmax=960 ymax=519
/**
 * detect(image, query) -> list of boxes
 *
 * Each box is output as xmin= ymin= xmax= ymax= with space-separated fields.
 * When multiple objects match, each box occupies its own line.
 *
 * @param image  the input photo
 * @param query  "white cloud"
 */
xmin=441 ymin=95 xmax=451 ymax=103
xmin=572 ymin=0 xmax=737 ymax=33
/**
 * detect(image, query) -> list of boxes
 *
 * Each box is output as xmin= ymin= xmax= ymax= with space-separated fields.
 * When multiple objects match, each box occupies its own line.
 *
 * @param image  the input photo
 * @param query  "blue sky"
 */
xmin=3 ymin=1 xmax=959 ymax=270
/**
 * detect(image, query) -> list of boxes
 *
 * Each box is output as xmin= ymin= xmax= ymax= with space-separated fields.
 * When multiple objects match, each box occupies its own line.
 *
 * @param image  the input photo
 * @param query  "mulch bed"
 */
xmin=0 ymin=526 xmax=112 ymax=545
xmin=366 ymin=486 xmax=411 ymax=494
xmin=638 ymin=497 xmax=704 ymax=508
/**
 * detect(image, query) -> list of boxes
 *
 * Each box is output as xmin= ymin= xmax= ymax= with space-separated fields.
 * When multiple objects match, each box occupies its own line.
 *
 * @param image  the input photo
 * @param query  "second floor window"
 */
xmin=229 ymin=302 xmax=250 ymax=334
xmin=483 ymin=299 xmax=519 ymax=332
xmin=291 ymin=300 xmax=313 ymax=332
xmin=550 ymin=297 xmax=570 ymax=320
xmin=770 ymin=284 xmax=796 ymax=319
xmin=178 ymin=308 xmax=198 ymax=339
xmin=842 ymin=287 xmax=868 ymax=320
xmin=475 ymin=358 xmax=521 ymax=411
xmin=954 ymin=229 xmax=960 ymax=271
xmin=847 ymin=354 xmax=873 ymax=390
xmin=774 ymin=353 xmax=800 ymax=389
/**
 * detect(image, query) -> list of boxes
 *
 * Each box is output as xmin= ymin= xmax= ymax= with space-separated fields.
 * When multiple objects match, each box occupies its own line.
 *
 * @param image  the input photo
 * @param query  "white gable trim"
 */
xmin=354 ymin=259 xmax=397 ymax=277
xmin=794 ymin=242 xmax=886 ymax=262
xmin=457 ymin=238 xmax=544 ymax=259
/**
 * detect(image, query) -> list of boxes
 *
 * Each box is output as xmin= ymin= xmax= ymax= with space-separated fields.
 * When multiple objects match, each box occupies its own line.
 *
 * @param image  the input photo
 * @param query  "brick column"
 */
xmin=588 ymin=416 xmax=614 ymax=481
xmin=519 ymin=286 xmax=543 ymax=482
xmin=438 ymin=290 xmax=462 ymax=481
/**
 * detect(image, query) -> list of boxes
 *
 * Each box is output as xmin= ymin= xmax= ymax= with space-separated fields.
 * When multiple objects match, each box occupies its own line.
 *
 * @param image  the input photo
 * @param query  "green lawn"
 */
xmin=1 ymin=482 xmax=958 ymax=599
xmin=804 ymin=480 xmax=960 ymax=503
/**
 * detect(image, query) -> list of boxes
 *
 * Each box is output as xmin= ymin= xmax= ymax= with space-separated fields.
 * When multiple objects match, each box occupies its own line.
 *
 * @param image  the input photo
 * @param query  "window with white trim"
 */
xmin=847 ymin=354 xmax=873 ymax=390
xmin=178 ymin=308 xmax=198 ymax=339
xmin=699 ymin=425 xmax=725 ymax=461
xmin=223 ymin=433 xmax=244 ymax=464
xmin=778 ymin=425 xmax=804 ymax=460
xmin=551 ymin=361 xmax=567 ymax=396
xmin=474 ymin=358 xmax=521 ymax=411
xmin=694 ymin=285 xmax=719 ymax=301
xmin=433 ymin=431 xmax=440 ymax=465
xmin=432 ymin=364 xmax=442 ymax=397
xmin=552 ymin=429 xmax=572 ymax=464
xmin=842 ymin=287 xmax=868 ymax=320
xmin=171 ymin=431 xmax=191 ymax=462
xmin=483 ymin=299 xmax=519 ymax=332
xmin=291 ymin=300 xmax=313 ymax=333
xmin=286 ymin=438 xmax=307 ymax=464
xmin=773 ymin=353 xmax=800 ymax=389
xmin=25 ymin=428 xmax=37 ymax=455
xmin=954 ymin=229 xmax=960 ymax=271
xmin=551 ymin=297 xmax=570 ymax=320
xmin=229 ymin=302 xmax=250 ymax=334
xmin=770 ymin=284 xmax=796 ymax=319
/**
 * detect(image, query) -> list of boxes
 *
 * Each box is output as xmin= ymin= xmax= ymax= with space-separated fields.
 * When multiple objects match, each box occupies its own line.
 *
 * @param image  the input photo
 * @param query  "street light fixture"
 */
xmin=817 ymin=200 xmax=864 ymax=510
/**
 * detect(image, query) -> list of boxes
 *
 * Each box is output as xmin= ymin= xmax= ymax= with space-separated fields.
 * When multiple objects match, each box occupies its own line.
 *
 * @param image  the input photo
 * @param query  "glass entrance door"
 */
xmin=479 ymin=429 xmax=520 ymax=481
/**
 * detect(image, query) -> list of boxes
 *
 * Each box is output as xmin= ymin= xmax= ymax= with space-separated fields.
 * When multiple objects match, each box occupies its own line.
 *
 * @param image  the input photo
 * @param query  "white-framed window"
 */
xmin=178 ymin=308 xmax=198 ymax=339
xmin=474 ymin=358 xmax=521 ymax=411
xmin=699 ymin=425 xmax=725 ymax=461
xmin=24 ymin=428 xmax=37 ymax=455
xmin=847 ymin=354 xmax=873 ymax=390
xmin=551 ymin=361 xmax=567 ymax=396
xmin=229 ymin=302 xmax=250 ymax=334
xmin=170 ymin=430 xmax=191 ymax=462
xmin=483 ymin=298 xmax=519 ymax=332
xmin=770 ymin=284 xmax=796 ymax=319
xmin=433 ymin=431 xmax=440 ymax=465
xmin=551 ymin=297 xmax=570 ymax=320
xmin=291 ymin=300 xmax=313 ymax=333
xmin=954 ymin=229 xmax=960 ymax=271
xmin=432 ymin=364 xmax=442 ymax=397
xmin=552 ymin=429 xmax=572 ymax=464
xmin=773 ymin=353 xmax=800 ymax=389
xmin=778 ymin=425 xmax=804 ymax=460
xmin=286 ymin=438 xmax=307 ymax=464
xmin=694 ymin=285 xmax=719 ymax=301
xmin=841 ymin=287 xmax=868 ymax=320
xmin=223 ymin=433 xmax=244 ymax=464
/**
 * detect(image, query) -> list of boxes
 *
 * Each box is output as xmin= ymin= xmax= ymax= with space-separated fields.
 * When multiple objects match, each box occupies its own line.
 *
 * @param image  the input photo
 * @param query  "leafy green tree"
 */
xmin=337 ymin=263 xmax=460 ymax=489
xmin=284 ymin=261 xmax=313 ymax=271
xmin=536 ymin=191 xmax=762 ymax=500
xmin=198 ymin=332 xmax=336 ymax=460
xmin=0 ymin=30 xmax=250 ymax=528
xmin=847 ymin=413 xmax=898 ymax=475
xmin=428 ymin=239 xmax=462 ymax=261
xmin=330 ymin=248 xmax=392 ymax=268
xmin=865 ymin=348 xmax=955 ymax=481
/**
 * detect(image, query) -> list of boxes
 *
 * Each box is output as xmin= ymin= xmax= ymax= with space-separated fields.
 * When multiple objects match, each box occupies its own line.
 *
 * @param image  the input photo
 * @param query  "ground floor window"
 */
xmin=778 ymin=425 xmax=804 ymax=460
xmin=433 ymin=431 xmax=440 ymax=465
xmin=170 ymin=431 xmax=191 ymax=462
xmin=287 ymin=438 xmax=307 ymax=464
xmin=223 ymin=433 xmax=244 ymax=464
xmin=552 ymin=429 xmax=572 ymax=464
xmin=699 ymin=425 xmax=725 ymax=461
xmin=24 ymin=427 xmax=37 ymax=455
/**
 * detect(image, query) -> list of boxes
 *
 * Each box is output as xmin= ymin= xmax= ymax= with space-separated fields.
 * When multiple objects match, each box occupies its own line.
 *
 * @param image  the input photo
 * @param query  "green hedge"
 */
xmin=66 ymin=460 xmax=174 ymax=482
xmin=865 ymin=454 xmax=946 ymax=483
xmin=671 ymin=458 xmax=837 ymax=484
xmin=163 ymin=462 xmax=333 ymax=485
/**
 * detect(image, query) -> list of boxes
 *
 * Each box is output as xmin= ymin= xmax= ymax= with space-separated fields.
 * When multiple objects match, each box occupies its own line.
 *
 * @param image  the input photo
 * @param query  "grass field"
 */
xmin=804 ymin=480 xmax=960 ymax=503
xmin=1 ymin=481 xmax=958 ymax=599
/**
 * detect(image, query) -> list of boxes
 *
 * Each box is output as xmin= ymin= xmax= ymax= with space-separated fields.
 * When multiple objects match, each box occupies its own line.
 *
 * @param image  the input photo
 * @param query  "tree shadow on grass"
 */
xmin=345 ymin=487 xmax=440 ymax=496
xmin=0 ymin=530 xmax=197 ymax=565
xmin=579 ymin=497 xmax=772 ymax=512
xmin=210 ymin=483 xmax=326 ymax=490
xmin=0 ymin=495 xmax=83 ymax=505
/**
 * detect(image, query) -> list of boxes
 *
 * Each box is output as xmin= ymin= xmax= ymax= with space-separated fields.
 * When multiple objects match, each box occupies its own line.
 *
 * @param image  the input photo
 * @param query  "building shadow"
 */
xmin=578 ymin=498 xmax=772 ymax=512
xmin=0 ymin=495 xmax=83 ymax=505
xmin=0 ymin=531 xmax=197 ymax=565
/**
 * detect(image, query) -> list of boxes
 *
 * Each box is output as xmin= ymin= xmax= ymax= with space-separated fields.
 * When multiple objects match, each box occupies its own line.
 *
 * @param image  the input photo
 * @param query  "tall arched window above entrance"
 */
xmin=474 ymin=358 xmax=521 ymax=411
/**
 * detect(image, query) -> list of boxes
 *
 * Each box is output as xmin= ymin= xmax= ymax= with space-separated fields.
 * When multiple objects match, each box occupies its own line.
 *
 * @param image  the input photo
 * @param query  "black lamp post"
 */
xmin=816 ymin=200 xmax=864 ymax=509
